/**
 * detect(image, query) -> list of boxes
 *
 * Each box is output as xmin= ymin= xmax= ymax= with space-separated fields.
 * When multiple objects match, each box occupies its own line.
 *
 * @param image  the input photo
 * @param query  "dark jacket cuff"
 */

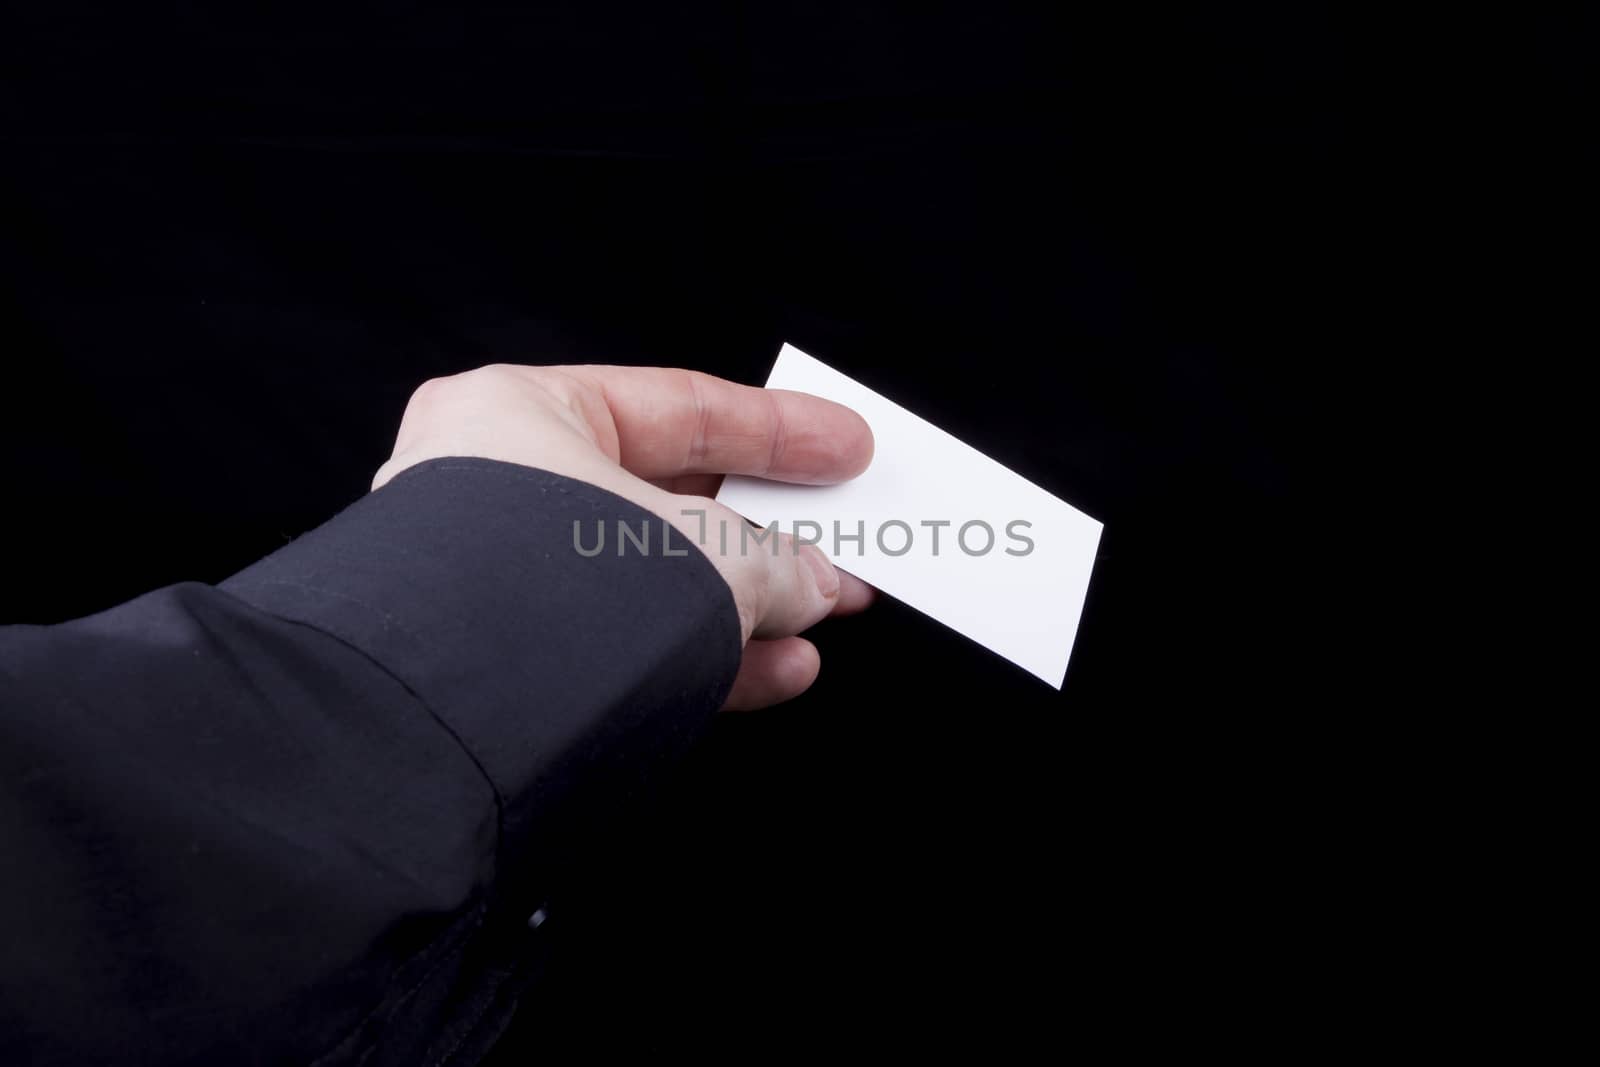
xmin=220 ymin=457 xmax=742 ymax=864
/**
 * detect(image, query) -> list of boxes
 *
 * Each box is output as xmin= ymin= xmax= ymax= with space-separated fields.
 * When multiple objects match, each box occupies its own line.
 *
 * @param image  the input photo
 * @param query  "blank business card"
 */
xmin=716 ymin=343 xmax=1103 ymax=688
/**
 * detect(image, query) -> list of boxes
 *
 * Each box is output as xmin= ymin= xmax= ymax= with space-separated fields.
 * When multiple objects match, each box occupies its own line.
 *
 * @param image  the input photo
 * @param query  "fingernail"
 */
xmin=802 ymin=545 xmax=839 ymax=599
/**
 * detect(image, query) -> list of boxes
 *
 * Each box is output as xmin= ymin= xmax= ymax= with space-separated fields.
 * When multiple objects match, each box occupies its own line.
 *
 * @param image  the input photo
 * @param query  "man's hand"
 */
xmin=372 ymin=364 xmax=875 ymax=710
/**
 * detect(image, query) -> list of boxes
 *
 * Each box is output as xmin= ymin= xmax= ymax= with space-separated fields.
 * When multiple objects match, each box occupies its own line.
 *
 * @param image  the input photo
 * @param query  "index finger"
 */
xmin=549 ymin=365 xmax=874 ymax=484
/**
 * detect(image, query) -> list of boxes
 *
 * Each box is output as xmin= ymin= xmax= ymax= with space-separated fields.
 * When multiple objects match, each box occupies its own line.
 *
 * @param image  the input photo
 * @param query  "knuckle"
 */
xmin=408 ymin=368 xmax=483 ymax=411
xmin=764 ymin=389 xmax=789 ymax=476
xmin=406 ymin=364 xmax=528 ymax=416
xmin=405 ymin=374 xmax=454 ymax=413
xmin=522 ymin=367 xmax=611 ymax=430
xmin=521 ymin=365 xmax=582 ymax=403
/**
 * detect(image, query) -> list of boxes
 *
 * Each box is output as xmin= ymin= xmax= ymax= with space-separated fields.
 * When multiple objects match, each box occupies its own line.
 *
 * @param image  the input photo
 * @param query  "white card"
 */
xmin=716 ymin=343 xmax=1103 ymax=688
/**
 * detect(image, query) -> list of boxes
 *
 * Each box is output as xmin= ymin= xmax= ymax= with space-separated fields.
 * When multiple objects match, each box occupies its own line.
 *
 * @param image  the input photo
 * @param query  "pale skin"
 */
xmin=372 ymin=364 xmax=876 ymax=711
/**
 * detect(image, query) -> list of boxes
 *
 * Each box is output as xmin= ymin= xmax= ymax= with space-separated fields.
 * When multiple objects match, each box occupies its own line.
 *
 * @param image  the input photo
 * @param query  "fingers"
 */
xmin=717 ymin=577 xmax=872 ymax=711
xmin=752 ymin=534 xmax=843 ymax=640
xmin=549 ymin=366 xmax=874 ymax=484
xmin=658 ymin=495 xmax=842 ymax=643
xmin=722 ymin=637 xmax=821 ymax=711
xmin=832 ymin=570 xmax=876 ymax=616
xmin=653 ymin=486 xmax=877 ymax=616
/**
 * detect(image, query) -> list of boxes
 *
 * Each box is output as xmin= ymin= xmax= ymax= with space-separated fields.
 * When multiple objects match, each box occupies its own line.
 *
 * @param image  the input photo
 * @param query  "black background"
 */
xmin=3 ymin=2 xmax=1353 ymax=1055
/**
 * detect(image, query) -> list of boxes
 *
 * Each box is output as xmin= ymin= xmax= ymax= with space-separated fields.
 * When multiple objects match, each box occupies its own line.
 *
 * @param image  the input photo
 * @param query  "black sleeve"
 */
xmin=0 ymin=457 xmax=742 ymax=1067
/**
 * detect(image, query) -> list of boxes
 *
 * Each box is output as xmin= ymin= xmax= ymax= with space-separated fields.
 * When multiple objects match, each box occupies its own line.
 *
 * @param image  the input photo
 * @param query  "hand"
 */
xmin=372 ymin=364 xmax=875 ymax=710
